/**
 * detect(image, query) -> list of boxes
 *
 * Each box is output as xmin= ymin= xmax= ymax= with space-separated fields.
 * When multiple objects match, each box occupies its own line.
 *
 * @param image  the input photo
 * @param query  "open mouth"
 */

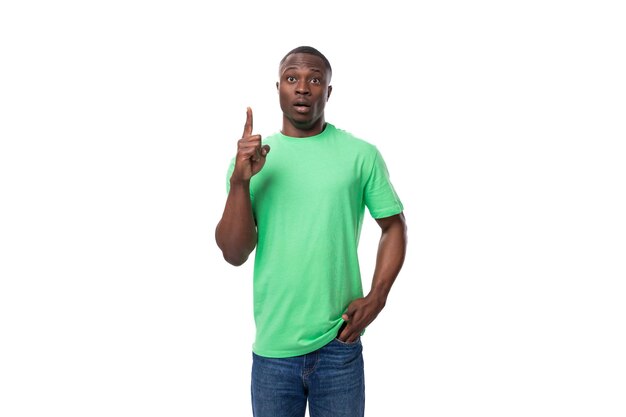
xmin=293 ymin=102 xmax=311 ymax=112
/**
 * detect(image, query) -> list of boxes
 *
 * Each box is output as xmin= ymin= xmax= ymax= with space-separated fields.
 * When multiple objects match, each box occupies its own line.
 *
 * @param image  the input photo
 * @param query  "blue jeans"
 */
xmin=251 ymin=338 xmax=365 ymax=417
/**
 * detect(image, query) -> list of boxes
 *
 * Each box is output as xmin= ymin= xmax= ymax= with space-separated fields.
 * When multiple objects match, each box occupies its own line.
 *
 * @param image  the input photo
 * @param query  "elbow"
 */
xmin=222 ymin=252 xmax=248 ymax=267
xmin=215 ymin=223 xmax=255 ymax=266
xmin=216 ymin=241 xmax=250 ymax=266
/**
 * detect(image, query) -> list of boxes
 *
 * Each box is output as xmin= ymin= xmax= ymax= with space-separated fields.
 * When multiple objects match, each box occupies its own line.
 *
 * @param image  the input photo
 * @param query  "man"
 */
xmin=215 ymin=46 xmax=407 ymax=417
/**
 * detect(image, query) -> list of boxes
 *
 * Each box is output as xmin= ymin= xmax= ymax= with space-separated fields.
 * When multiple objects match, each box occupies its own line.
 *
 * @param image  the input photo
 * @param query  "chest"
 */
xmin=251 ymin=146 xmax=367 ymax=205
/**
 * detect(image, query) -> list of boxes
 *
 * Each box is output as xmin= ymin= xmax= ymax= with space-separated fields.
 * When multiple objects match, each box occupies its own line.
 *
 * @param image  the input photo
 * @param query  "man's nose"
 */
xmin=296 ymin=80 xmax=310 ymax=95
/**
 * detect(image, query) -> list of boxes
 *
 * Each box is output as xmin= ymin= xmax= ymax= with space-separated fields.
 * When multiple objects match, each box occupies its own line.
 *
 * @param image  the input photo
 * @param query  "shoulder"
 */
xmin=327 ymin=124 xmax=378 ymax=155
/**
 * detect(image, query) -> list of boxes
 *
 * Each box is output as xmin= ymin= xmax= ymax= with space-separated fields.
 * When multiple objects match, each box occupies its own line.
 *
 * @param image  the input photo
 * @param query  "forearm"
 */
xmin=339 ymin=213 xmax=407 ymax=343
xmin=215 ymin=180 xmax=257 ymax=266
xmin=367 ymin=213 xmax=407 ymax=305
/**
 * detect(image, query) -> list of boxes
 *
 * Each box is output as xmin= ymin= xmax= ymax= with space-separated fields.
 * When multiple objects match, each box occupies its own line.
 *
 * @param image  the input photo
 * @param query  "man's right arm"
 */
xmin=215 ymin=107 xmax=269 ymax=266
xmin=215 ymin=179 xmax=257 ymax=266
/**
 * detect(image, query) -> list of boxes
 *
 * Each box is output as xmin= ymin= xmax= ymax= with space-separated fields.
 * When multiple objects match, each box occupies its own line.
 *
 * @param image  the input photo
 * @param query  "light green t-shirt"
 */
xmin=226 ymin=123 xmax=403 ymax=358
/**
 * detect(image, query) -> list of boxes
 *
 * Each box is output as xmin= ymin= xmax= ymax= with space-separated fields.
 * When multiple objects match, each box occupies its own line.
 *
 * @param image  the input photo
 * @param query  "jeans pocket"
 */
xmin=334 ymin=336 xmax=361 ymax=346
xmin=335 ymin=321 xmax=361 ymax=346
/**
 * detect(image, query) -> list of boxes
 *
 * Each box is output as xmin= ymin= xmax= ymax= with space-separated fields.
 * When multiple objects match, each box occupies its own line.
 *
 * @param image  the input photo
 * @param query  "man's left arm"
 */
xmin=338 ymin=212 xmax=407 ymax=343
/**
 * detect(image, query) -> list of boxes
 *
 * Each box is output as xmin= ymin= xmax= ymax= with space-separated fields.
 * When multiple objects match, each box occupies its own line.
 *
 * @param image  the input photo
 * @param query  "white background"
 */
xmin=1 ymin=1 xmax=625 ymax=416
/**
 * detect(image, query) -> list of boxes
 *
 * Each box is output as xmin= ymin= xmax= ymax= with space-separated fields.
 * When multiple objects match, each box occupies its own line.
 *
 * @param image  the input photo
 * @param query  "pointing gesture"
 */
xmin=232 ymin=107 xmax=270 ymax=183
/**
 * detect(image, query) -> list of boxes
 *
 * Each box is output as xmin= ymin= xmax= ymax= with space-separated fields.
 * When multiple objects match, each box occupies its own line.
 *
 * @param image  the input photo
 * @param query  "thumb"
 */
xmin=261 ymin=144 xmax=270 ymax=156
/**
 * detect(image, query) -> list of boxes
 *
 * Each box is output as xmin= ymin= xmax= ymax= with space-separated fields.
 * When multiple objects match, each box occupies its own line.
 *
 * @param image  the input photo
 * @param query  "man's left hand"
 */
xmin=337 ymin=294 xmax=386 ymax=343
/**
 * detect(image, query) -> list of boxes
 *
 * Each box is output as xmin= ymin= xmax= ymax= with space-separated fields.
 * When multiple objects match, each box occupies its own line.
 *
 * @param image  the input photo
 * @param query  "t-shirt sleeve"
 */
xmin=225 ymin=158 xmax=235 ymax=193
xmin=363 ymin=148 xmax=404 ymax=219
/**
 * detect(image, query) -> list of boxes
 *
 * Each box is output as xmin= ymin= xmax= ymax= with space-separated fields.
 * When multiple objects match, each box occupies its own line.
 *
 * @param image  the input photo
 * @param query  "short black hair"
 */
xmin=279 ymin=46 xmax=332 ymax=77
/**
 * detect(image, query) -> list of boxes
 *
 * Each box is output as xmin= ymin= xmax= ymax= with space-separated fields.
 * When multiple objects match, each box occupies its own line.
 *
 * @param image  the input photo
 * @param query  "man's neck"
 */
xmin=281 ymin=117 xmax=326 ymax=138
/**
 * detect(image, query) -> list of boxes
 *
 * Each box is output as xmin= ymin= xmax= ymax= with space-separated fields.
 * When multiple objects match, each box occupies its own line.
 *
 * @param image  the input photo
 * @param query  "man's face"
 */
xmin=277 ymin=53 xmax=332 ymax=132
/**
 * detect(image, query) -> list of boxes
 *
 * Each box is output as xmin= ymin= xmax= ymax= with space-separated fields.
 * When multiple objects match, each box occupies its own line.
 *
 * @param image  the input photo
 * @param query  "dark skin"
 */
xmin=215 ymin=52 xmax=407 ymax=342
xmin=338 ymin=212 xmax=407 ymax=343
xmin=276 ymin=52 xmax=333 ymax=137
xmin=214 ymin=107 xmax=268 ymax=266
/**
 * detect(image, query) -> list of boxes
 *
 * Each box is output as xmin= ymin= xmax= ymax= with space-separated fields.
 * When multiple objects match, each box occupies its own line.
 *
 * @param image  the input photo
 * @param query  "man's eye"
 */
xmin=287 ymin=76 xmax=296 ymax=82
xmin=310 ymin=78 xmax=321 ymax=84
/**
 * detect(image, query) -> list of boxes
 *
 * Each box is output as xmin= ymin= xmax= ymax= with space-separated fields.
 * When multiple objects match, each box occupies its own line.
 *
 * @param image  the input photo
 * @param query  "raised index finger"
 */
xmin=242 ymin=107 xmax=253 ymax=138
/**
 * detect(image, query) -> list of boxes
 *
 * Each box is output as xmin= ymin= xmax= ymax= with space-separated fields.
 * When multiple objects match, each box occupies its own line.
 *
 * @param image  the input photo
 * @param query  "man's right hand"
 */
xmin=231 ymin=107 xmax=270 ymax=183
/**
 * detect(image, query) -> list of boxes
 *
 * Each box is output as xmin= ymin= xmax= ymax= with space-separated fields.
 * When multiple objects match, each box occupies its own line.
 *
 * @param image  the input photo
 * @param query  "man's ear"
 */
xmin=276 ymin=81 xmax=279 ymax=91
xmin=327 ymin=85 xmax=332 ymax=100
